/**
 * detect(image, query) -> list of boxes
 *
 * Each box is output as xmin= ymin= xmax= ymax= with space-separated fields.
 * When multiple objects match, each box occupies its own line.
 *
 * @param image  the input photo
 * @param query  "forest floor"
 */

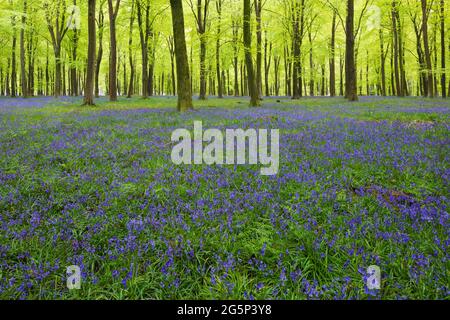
xmin=0 ymin=96 xmax=448 ymax=299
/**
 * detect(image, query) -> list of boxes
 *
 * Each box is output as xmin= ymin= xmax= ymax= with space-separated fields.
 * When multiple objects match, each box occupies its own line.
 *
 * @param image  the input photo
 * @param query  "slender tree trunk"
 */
xmin=55 ymin=49 xmax=64 ymax=96
xmin=243 ymin=0 xmax=259 ymax=106
xmin=168 ymin=36 xmax=176 ymax=95
xmin=108 ymin=0 xmax=120 ymax=101
xmin=199 ymin=38 xmax=207 ymax=99
xmin=240 ymin=63 xmax=244 ymax=96
xmin=255 ymin=0 xmax=263 ymax=98
xmin=366 ymin=50 xmax=369 ymax=95
xmin=95 ymin=5 xmax=104 ymax=97
xmin=45 ymin=47 xmax=49 ymax=95
xmin=339 ymin=51 xmax=344 ymax=96
xmin=0 ymin=67 xmax=3 ymax=95
xmin=45 ymin=0 xmax=69 ymax=98
xmin=84 ymin=0 xmax=96 ymax=105
xmin=170 ymin=0 xmax=193 ymax=111
xmin=11 ymin=15 xmax=17 ymax=97
xmin=309 ymin=30 xmax=314 ymax=96
xmin=284 ymin=46 xmax=289 ymax=96
xmin=422 ymin=0 xmax=434 ymax=97
xmin=191 ymin=0 xmax=210 ymax=100
xmin=20 ymin=0 xmax=28 ymax=97
xmin=216 ymin=0 xmax=223 ymax=98
xmin=232 ymin=20 xmax=239 ymax=96
xmin=264 ymin=32 xmax=272 ymax=97
xmin=27 ymin=30 xmax=36 ymax=96
xmin=440 ymin=0 xmax=446 ymax=98
xmin=433 ymin=22 xmax=438 ymax=95
xmin=448 ymin=34 xmax=450 ymax=97
xmin=69 ymin=1 xmax=79 ymax=96
xmin=345 ymin=0 xmax=358 ymax=101
xmin=127 ymin=0 xmax=135 ymax=98
xmin=137 ymin=0 xmax=150 ymax=98
xmin=392 ymin=1 xmax=402 ymax=96
xmin=274 ymin=55 xmax=280 ymax=96
xmin=330 ymin=10 xmax=336 ymax=97
xmin=5 ymin=58 xmax=10 ymax=96
xmin=292 ymin=0 xmax=304 ymax=99
xmin=379 ymin=29 xmax=387 ymax=96
xmin=148 ymin=57 xmax=154 ymax=96
xmin=321 ymin=64 xmax=325 ymax=96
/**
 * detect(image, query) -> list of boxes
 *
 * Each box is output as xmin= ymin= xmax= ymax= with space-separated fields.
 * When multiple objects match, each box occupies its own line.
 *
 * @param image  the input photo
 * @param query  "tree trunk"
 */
xmin=309 ymin=30 xmax=314 ymax=96
xmin=243 ymin=0 xmax=259 ymax=106
xmin=321 ymin=64 xmax=325 ymax=96
xmin=55 ymin=48 xmax=63 ymax=96
xmin=127 ymin=0 xmax=135 ymax=98
xmin=379 ymin=29 xmax=387 ymax=96
xmin=232 ymin=19 xmax=239 ymax=96
xmin=255 ymin=0 xmax=263 ymax=98
xmin=329 ymin=10 xmax=336 ymax=97
xmin=339 ymin=52 xmax=344 ymax=96
xmin=264 ymin=32 xmax=272 ymax=97
xmin=170 ymin=0 xmax=193 ymax=112
xmin=274 ymin=55 xmax=280 ymax=96
xmin=168 ymin=36 xmax=176 ymax=95
xmin=392 ymin=1 xmax=402 ymax=96
xmin=45 ymin=47 xmax=49 ymax=95
xmin=292 ymin=0 xmax=304 ymax=99
xmin=84 ymin=0 xmax=96 ymax=105
xmin=422 ymin=0 xmax=434 ymax=97
xmin=27 ymin=30 xmax=36 ymax=96
xmin=345 ymin=0 xmax=358 ymax=101
xmin=45 ymin=0 xmax=70 ymax=97
xmin=20 ymin=0 xmax=28 ymax=97
xmin=69 ymin=1 xmax=79 ymax=96
xmin=191 ymin=0 xmax=210 ymax=100
xmin=95 ymin=5 xmax=104 ymax=97
xmin=199 ymin=38 xmax=207 ymax=99
xmin=108 ymin=0 xmax=120 ymax=101
xmin=440 ymin=0 xmax=446 ymax=98
xmin=137 ymin=0 xmax=150 ymax=98
xmin=284 ymin=46 xmax=291 ymax=97
xmin=216 ymin=0 xmax=223 ymax=98
xmin=11 ymin=15 xmax=17 ymax=97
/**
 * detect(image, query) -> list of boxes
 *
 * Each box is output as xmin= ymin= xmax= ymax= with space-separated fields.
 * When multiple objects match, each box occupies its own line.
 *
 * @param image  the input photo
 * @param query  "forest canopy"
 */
xmin=0 ymin=0 xmax=448 ymax=103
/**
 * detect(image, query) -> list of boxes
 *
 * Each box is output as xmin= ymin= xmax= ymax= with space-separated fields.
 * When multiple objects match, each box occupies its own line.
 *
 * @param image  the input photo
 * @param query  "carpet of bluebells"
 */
xmin=0 ymin=96 xmax=448 ymax=300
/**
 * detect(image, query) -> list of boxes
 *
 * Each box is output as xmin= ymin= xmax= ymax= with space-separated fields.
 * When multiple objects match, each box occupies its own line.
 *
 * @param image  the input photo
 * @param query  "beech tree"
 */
xmin=188 ymin=0 xmax=211 ymax=100
xmin=170 ymin=0 xmax=193 ymax=112
xmin=345 ymin=0 xmax=357 ymax=101
xmin=108 ymin=0 xmax=120 ymax=101
xmin=243 ymin=0 xmax=259 ymax=106
xmin=84 ymin=0 xmax=96 ymax=105
xmin=44 ymin=0 xmax=70 ymax=97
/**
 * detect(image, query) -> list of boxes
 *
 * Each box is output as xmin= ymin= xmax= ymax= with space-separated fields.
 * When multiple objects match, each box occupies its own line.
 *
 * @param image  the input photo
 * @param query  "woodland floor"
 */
xmin=0 ymin=96 xmax=448 ymax=299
